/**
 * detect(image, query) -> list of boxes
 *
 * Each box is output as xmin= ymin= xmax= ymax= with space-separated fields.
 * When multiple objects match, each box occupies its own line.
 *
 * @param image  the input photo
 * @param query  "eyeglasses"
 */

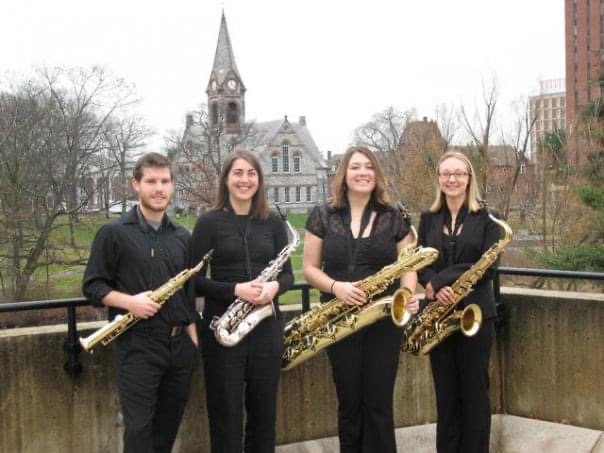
xmin=438 ymin=170 xmax=470 ymax=179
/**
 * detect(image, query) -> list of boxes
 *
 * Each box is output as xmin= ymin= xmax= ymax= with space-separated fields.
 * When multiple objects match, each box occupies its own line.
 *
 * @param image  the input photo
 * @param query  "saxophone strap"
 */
xmin=341 ymin=202 xmax=373 ymax=274
xmin=443 ymin=204 xmax=467 ymax=267
xmin=233 ymin=213 xmax=253 ymax=280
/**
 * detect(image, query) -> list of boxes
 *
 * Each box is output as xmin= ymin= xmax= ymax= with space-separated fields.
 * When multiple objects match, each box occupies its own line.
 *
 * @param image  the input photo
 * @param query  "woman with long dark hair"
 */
xmin=191 ymin=149 xmax=294 ymax=453
xmin=302 ymin=146 xmax=419 ymax=453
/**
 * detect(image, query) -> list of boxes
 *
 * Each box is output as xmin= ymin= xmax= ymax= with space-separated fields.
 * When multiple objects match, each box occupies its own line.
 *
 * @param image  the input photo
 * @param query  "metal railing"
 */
xmin=1 ymin=267 xmax=602 ymax=379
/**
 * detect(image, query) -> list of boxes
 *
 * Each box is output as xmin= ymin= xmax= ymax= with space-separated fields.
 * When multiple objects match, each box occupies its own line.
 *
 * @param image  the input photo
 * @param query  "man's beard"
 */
xmin=140 ymin=196 xmax=169 ymax=213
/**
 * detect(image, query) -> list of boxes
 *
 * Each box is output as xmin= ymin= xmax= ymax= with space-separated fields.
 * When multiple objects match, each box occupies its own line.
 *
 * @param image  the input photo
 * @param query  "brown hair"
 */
xmin=132 ymin=152 xmax=173 ymax=182
xmin=329 ymin=146 xmax=390 ymax=209
xmin=430 ymin=151 xmax=482 ymax=213
xmin=213 ymin=150 xmax=269 ymax=219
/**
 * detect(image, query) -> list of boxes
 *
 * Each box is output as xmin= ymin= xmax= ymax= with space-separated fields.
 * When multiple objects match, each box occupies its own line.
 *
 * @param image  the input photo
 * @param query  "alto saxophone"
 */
xmin=210 ymin=207 xmax=300 ymax=347
xmin=400 ymin=211 xmax=512 ymax=356
xmin=80 ymin=250 xmax=214 ymax=352
xmin=281 ymin=205 xmax=439 ymax=371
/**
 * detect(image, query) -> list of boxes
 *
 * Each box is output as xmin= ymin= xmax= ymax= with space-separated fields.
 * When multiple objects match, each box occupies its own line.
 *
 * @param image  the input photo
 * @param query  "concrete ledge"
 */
xmin=276 ymin=415 xmax=604 ymax=453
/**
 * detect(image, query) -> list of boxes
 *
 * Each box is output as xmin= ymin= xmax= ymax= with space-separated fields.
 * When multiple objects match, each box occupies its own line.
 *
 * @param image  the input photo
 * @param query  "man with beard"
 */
xmin=83 ymin=152 xmax=199 ymax=453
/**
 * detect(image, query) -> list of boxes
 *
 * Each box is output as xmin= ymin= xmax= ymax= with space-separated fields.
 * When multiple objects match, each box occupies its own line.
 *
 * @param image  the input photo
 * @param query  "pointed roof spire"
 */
xmin=209 ymin=12 xmax=244 ymax=87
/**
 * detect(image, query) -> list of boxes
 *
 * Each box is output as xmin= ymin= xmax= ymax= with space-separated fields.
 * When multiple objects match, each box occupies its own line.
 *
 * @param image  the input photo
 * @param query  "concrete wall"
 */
xmin=0 ymin=288 xmax=602 ymax=452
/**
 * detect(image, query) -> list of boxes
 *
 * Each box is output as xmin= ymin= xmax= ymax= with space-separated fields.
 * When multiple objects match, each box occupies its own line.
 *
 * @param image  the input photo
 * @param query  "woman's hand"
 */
xmin=333 ymin=280 xmax=367 ymax=306
xmin=425 ymin=282 xmax=435 ymax=300
xmin=435 ymin=286 xmax=455 ymax=305
xmin=250 ymin=281 xmax=279 ymax=305
xmin=405 ymin=295 xmax=420 ymax=315
xmin=234 ymin=280 xmax=263 ymax=302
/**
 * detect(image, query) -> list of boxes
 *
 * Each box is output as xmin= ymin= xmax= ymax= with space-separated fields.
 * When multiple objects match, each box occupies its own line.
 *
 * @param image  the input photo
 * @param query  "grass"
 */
xmin=14 ymin=210 xmax=315 ymax=303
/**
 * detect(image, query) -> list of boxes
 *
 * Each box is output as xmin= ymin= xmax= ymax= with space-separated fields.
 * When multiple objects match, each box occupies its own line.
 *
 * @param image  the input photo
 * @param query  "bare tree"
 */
xmin=0 ymin=66 xmax=139 ymax=300
xmin=460 ymin=76 xmax=498 ymax=194
xmin=102 ymin=112 xmax=154 ymax=216
xmin=167 ymin=104 xmax=254 ymax=210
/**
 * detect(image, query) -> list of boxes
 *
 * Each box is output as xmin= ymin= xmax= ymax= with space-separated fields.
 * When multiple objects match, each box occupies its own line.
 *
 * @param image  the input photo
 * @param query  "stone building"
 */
xmin=176 ymin=13 xmax=328 ymax=214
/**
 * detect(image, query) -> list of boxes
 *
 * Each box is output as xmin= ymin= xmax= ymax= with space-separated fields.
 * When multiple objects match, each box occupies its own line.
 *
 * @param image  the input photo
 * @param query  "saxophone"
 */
xmin=210 ymin=207 xmax=300 ymax=347
xmin=281 ymin=205 xmax=439 ymax=371
xmin=80 ymin=250 xmax=214 ymax=352
xmin=400 ymin=211 xmax=512 ymax=356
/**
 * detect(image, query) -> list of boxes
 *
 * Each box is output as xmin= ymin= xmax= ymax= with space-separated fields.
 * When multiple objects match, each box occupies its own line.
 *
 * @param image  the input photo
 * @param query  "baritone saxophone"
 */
xmin=399 ymin=211 xmax=512 ymax=356
xmin=79 ymin=250 xmax=214 ymax=352
xmin=281 ymin=204 xmax=439 ymax=370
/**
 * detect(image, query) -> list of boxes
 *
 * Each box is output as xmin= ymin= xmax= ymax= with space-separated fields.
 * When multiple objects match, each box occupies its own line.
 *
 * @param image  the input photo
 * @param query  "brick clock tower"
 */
xmin=206 ymin=12 xmax=246 ymax=136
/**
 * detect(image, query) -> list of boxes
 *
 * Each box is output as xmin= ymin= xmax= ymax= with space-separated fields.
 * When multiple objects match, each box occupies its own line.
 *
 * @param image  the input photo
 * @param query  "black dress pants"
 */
xmin=326 ymin=318 xmax=403 ymax=453
xmin=116 ymin=327 xmax=197 ymax=453
xmin=201 ymin=316 xmax=284 ymax=453
xmin=429 ymin=319 xmax=495 ymax=453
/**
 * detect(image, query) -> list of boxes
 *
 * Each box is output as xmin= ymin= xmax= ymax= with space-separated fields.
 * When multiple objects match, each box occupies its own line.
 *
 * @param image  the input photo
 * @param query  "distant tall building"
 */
xmin=565 ymin=0 xmax=604 ymax=161
xmin=529 ymin=79 xmax=566 ymax=157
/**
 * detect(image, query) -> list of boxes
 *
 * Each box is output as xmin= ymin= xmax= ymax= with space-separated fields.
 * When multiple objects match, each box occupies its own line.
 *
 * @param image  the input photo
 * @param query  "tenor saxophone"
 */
xmin=79 ymin=250 xmax=213 ymax=352
xmin=281 ymin=205 xmax=439 ymax=371
xmin=210 ymin=207 xmax=300 ymax=347
xmin=400 ymin=211 xmax=512 ymax=356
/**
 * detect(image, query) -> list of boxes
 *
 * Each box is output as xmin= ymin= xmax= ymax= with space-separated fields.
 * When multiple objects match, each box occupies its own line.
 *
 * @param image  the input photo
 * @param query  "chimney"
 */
xmin=299 ymin=116 xmax=306 ymax=126
xmin=327 ymin=150 xmax=332 ymax=160
xmin=186 ymin=114 xmax=194 ymax=128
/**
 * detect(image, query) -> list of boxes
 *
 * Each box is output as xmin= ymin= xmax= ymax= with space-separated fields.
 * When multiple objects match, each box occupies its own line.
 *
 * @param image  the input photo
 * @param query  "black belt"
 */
xmin=170 ymin=325 xmax=186 ymax=337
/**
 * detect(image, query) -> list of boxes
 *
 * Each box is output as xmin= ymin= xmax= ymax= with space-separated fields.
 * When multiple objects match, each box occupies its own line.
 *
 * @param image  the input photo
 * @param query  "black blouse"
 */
xmin=191 ymin=210 xmax=294 ymax=319
xmin=305 ymin=204 xmax=411 ymax=302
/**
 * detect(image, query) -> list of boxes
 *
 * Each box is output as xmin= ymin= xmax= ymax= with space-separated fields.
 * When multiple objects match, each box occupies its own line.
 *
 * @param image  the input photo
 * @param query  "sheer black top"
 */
xmin=305 ymin=203 xmax=411 ymax=302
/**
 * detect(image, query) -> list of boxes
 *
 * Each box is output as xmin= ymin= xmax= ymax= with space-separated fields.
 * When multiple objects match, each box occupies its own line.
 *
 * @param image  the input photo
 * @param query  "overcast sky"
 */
xmin=2 ymin=0 xmax=564 ymax=155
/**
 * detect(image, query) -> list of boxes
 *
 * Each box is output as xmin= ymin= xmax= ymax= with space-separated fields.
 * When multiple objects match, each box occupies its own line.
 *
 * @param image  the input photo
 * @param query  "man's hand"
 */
xmin=126 ymin=291 xmax=161 ymax=319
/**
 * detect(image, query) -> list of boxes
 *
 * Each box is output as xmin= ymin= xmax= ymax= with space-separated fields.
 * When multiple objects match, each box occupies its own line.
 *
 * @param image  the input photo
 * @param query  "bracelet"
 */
xmin=330 ymin=280 xmax=336 ymax=293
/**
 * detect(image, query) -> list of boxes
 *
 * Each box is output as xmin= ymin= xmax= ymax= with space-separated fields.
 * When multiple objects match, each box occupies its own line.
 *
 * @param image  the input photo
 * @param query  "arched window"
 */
xmin=282 ymin=142 xmax=289 ymax=172
xmin=227 ymin=102 xmax=238 ymax=124
xmin=211 ymin=103 xmax=219 ymax=125
xmin=271 ymin=154 xmax=279 ymax=173
xmin=293 ymin=153 xmax=301 ymax=172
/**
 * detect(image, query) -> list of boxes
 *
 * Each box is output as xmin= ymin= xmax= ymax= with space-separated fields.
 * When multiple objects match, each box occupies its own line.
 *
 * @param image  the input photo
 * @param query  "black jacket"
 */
xmin=417 ymin=207 xmax=502 ymax=319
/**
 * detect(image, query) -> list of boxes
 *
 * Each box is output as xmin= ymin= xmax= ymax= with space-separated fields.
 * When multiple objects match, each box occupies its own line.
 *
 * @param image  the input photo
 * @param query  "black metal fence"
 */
xmin=1 ymin=268 xmax=603 ymax=379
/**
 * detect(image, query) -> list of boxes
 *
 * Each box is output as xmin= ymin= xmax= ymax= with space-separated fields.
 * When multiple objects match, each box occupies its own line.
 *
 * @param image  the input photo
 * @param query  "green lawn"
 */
xmin=26 ymin=210 xmax=314 ymax=303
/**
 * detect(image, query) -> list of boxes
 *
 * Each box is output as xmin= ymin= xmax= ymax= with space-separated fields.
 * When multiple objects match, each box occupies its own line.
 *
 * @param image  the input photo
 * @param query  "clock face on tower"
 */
xmin=227 ymin=79 xmax=237 ymax=91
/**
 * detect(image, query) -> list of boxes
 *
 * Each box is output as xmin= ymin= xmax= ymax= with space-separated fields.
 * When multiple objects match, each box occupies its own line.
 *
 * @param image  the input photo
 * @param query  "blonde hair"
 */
xmin=329 ymin=146 xmax=390 ymax=209
xmin=430 ymin=151 xmax=482 ymax=213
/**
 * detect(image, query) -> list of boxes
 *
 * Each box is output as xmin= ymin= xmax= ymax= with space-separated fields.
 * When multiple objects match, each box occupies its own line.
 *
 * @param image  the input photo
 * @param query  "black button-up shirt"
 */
xmin=82 ymin=206 xmax=198 ymax=328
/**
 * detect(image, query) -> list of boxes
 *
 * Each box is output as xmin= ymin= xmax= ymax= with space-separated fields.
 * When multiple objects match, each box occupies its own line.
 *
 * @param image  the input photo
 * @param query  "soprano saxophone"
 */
xmin=80 ymin=250 xmax=214 ymax=352
xmin=281 ymin=204 xmax=439 ymax=371
xmin=210 ymin=207 xmax=300 ymax=347
xmin=400 ymin=210 xmax=512 ymax=356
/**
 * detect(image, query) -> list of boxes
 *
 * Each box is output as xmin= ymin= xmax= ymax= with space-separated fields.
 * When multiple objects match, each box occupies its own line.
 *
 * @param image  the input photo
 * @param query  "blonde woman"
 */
xmin=417 ymin=151 xmax=501 ymax=453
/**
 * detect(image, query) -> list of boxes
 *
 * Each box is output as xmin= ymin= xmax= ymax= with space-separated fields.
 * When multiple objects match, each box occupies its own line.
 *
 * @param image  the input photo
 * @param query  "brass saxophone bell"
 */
xmin=390 ymin=287 xmax=413 ymax=327
xmin=460 ymin=303 xmax=483 ymax=337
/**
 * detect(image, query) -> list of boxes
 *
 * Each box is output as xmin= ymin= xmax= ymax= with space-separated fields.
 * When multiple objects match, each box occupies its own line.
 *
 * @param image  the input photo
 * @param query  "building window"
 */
xmin=282 ymin=142 xmax=289 ymax=172
xmin=211 ymin=103 xmax=219 ymax=125
xmin=284 ymin=187 xmax=290 ymax=202
xmin=306 ymin=186 xmax=312 ymax=201
xmin=274 ymin=187 xmax=279 ymax=203
xmin=293 ymin=153 xmax=301 ymax=172
xmin=520 ymin=162 xmax=526 ymax=175
xmin=271 ymin=155 xmax=278 ymax=173
xmin=227 ymin=102 xmax=238 ymax=124
xmin=295 ymin=187 xmax=301 ymax=202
